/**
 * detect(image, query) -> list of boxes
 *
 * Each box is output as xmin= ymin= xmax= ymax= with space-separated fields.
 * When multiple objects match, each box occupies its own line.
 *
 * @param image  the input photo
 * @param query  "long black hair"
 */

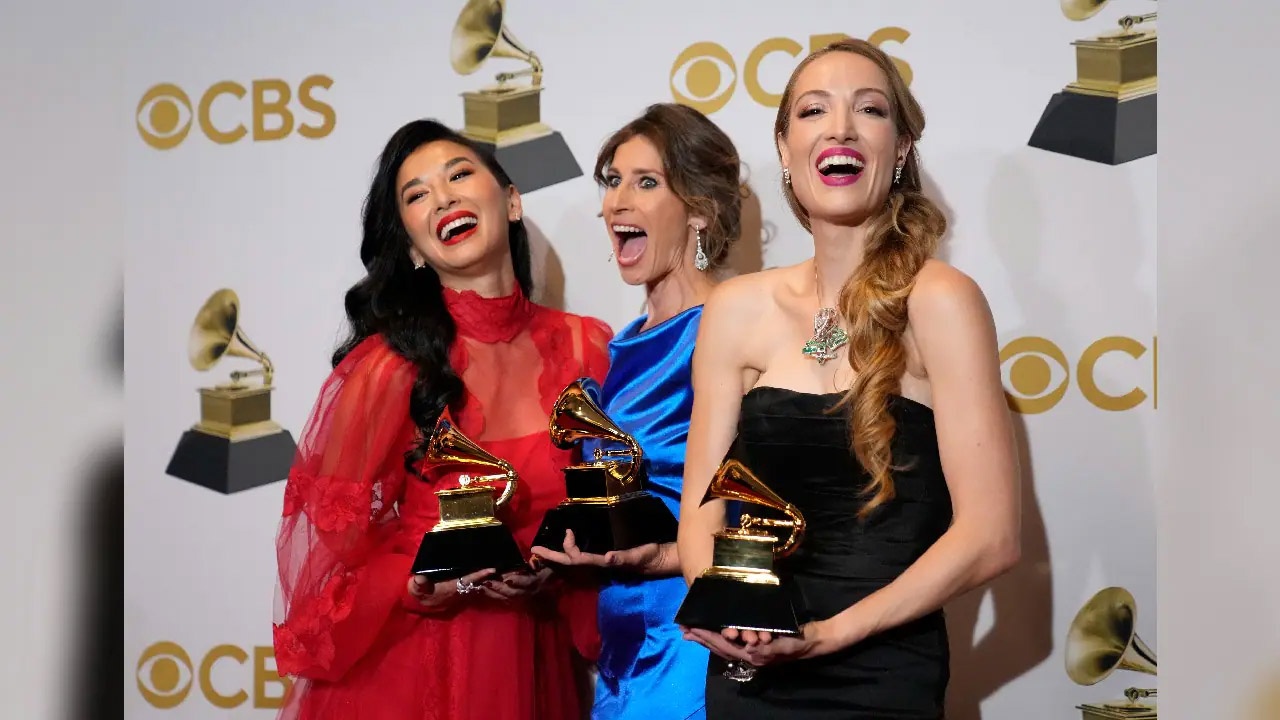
xmin=332 ymin=119 xmax=534 ymax=473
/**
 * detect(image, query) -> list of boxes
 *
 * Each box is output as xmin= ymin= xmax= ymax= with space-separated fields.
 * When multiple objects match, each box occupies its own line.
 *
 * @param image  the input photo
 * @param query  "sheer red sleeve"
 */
xmin=581 ymin=316 xmax=613 ymax=385
xmin=272 ymin=336 xmax=420 ymax=682
xmin=553 ymin=314 xmax=615 ymax=663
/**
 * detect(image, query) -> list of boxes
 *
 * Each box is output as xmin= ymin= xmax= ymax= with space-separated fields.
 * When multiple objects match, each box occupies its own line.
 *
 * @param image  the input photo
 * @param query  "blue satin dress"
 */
xmin=589 ymin=305 xmax=708 ymax=720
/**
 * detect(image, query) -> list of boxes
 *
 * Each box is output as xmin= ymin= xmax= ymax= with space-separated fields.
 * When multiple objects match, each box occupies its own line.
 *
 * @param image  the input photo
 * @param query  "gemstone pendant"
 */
xmin=802 ymin=308 xmax=848 ymax=365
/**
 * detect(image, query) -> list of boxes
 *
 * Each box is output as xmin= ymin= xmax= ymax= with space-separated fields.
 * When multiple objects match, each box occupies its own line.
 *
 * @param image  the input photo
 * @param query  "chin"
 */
xmin=436 ymin=234 xmax=505 ymax=273
xmin=808 ymin=199 xmax=879 ymax=226
xmin=616 ymin=264 xmax=652 ymax=287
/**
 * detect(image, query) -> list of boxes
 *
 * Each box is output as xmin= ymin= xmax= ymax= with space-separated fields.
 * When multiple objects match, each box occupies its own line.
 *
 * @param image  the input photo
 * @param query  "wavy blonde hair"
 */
xmin=774 ymin=38 xmax=947 ymax=519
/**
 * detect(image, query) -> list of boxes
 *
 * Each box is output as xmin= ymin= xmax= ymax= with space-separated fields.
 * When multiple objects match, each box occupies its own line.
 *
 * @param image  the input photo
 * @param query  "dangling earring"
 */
xmin=694 ymin=227 xmax=709 ymax=272
xmin=893 ymin=163 xmax=903 ymax=185
xmin=782 ymin=168 xmax=791 ymax=185
xmin=607 ymin=251 xmax=614 ymax=263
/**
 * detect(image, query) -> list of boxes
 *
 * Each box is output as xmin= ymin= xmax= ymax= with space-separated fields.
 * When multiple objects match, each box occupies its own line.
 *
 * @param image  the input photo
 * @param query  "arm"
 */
xmin=272 ymin=338 xmax=424 ymax=682
xmin=677 ymin=280 xmax=760 ymax=585
xmin=747 ymin=264 xmax=1021 ymax=662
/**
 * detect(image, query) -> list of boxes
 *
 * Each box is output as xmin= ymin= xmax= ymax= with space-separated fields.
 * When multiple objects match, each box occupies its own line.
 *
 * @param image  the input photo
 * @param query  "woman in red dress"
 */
xmin=271 ymin=119 xmax=611 ymax=719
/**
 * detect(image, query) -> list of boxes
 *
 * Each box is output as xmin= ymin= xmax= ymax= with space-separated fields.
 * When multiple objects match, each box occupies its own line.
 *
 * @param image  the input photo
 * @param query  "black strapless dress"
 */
xmin=705 ymin=386 xmax=953 ymax=719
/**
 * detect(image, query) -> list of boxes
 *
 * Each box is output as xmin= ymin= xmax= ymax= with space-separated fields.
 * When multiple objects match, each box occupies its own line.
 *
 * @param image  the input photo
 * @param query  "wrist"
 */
xmin=822 ymin=610 xmax=868 ymax=653
xmin=645 ymin=543 xmax=680 ymax=576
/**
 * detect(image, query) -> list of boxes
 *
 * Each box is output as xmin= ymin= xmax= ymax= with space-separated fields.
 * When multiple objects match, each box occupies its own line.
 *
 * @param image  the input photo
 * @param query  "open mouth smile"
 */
xmin=815 ymin=147 xmax=866 ymax=187
xmin=436 ymin=211 xmax=479 ymax=245
xmin=610 ymin=223 xmax=648 ymax=267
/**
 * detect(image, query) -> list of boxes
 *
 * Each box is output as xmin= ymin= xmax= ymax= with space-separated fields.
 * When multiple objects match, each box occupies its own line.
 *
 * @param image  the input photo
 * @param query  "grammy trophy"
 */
xmin=411 ymin=417 xmax=529 ymax=582
xmin=165 ymin=288 xmax=296 ymax=494
xmin=1065 ymin=586 xmax=1158 ymax=719
xmin=674 ymin=458 xmax=806 ymax=638
xmin=530 ymin=378 xmax=680 ymax=555
xmin=1027 ymin=0 xmax=1157 ymax=165
xmin=449 ymin=0 xmax=581 ymax=193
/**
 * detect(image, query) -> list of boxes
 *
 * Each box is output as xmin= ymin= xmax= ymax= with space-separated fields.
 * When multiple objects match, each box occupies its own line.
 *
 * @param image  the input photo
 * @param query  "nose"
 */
xmin=603 ymin=182 xmax=631 ymax=216
xmin=828 ymin=102 xmax=858 ymax=143
xmin=433 ymin=187 xmax=458 ymax=214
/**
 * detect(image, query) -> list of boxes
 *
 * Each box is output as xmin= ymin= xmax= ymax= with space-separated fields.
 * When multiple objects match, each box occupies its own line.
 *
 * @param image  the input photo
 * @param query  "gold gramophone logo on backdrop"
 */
xmin=1027 ymin=0 xmax=1156 ymax=165
xmin=1065 ymin=586 xmax=1158 ymax=719
xmin=165 ymin=289 xmax=296 ymax=494
xmin=449 ymin=0 xmax=582 ymax=193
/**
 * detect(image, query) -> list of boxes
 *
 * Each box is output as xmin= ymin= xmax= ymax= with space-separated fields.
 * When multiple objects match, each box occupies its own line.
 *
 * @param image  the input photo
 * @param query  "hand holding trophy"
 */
xmin=530 ymin=378 xmax=680 ymax=557
xmin=410 ymin=417 xmax=528 ymax=584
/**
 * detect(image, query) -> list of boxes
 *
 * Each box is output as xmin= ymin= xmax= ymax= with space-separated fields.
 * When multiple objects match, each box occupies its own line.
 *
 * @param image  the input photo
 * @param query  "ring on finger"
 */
xmin=722 ymin=661 xmax=757 ymax=683
xmin=456 ymin=578 xmax=478 ymax=595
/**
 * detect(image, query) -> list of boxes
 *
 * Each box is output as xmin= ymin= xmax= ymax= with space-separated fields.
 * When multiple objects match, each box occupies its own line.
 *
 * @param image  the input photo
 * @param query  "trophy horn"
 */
xmin=549 ymin=378 xmax=643 ymax=464
xmin=705 ymin=459 xmax=806 ymax=558
xmin=450 ymin=0 xmax=543 ymax=85
xmin=1065 ymin=586 xmax=1157 ymax=686
xmin=425 ymin=417 xmax=518 ymax=508
xmin=1060 ymin=0 xmax=1111 ymax=20
xmin=188 ymin=288 xmax=274 ymax=386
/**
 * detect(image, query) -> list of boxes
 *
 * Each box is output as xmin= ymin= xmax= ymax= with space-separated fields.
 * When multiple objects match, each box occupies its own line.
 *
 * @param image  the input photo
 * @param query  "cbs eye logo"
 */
xmin=136 ymin=640 xmax=292 ymax=709
xmin=999 ymin=336 xmax=1158 ymax=414
xmin=670 ymin=29 xmax=913 ymax=115
xmin=136 ymin=75 xmax=336 ymax=150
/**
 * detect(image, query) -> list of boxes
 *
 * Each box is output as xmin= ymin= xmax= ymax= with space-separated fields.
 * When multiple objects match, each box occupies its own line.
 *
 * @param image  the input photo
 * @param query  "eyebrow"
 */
xmin=399 ymin=156 xmax=471 ymax=195
xmin=794 ymin=87 xmax=889 ymax=105
xmin=608 ymin=166 xmax=666 ymax=177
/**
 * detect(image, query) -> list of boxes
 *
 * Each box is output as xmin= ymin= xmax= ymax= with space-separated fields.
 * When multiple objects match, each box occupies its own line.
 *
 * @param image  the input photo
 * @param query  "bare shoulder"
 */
xmin=907 ymin=259 xmax=994 ymax=328
xmin=704 ymin=265 xmax=795 ymax=323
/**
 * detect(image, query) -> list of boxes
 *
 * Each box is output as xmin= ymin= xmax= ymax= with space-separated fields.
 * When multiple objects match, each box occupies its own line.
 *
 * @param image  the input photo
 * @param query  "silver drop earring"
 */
xmin=607 ymin=251 xmax=614 ymax=262
xmin=782 ymin=168 xmax=791 ymax=185
xmin=894 ymin=164 xmax=903 ymax=185
xmin=694 ymin=227 xmax=709 ymax=272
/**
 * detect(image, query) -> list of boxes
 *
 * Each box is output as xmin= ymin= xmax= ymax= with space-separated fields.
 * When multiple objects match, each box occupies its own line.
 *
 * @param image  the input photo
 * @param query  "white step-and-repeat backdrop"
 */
xmin=125 ymin=1 xmax=1157 ymax=717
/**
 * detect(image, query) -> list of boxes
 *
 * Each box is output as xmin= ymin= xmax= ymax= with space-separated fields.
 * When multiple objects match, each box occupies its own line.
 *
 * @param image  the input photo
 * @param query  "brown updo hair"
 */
xmin=594 ymin=103 xmax=743 ymax=269
xmin=775 ymin=38 xmax=947 ymax=520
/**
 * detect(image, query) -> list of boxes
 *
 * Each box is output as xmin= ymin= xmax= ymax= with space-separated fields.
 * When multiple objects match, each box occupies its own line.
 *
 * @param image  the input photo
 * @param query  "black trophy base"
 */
xmin=165 ymin=429 xmax=296 ymax=494
xmin=1027 ymin=90 xmax=1156 ymax=165
xmin=474 ymin=131 xmax=582 ymax=193
xmin=411 ymin=524 xmax=528 ymax=583
xmin=530 ymin=494 xmax=679 ymax=556
xmin=674 ymin=575 xmax=800 ymax=636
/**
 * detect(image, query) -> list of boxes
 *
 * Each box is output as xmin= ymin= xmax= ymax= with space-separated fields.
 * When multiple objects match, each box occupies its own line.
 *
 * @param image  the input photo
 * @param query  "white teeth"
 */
xmin=440 ymin=216 xmax=477 ymax=238
xmin=818 ymin=155 xmax=865 ymax=171
xmin=612 ymin=224 xmax=645 ymax=234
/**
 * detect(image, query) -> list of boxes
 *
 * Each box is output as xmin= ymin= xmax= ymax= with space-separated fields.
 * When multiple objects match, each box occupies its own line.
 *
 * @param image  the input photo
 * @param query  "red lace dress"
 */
xmin=272 ymin=286 xmax=613 ymax=720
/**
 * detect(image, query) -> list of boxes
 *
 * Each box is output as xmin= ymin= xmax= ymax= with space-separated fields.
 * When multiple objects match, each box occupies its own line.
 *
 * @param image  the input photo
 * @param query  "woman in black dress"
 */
xmin=676 ymin=38 xmax=1022 ymax=719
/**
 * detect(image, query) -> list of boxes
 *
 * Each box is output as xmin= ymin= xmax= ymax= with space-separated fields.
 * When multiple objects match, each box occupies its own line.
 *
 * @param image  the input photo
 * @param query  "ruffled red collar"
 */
xmin=442 ymin=284 xmax=535 ymax=343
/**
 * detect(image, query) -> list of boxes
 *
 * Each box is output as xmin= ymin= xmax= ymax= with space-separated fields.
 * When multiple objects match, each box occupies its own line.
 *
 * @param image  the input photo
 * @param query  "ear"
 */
xmin=408 ymin=244 xmax=426 ymax=268
xmin=896 ymin=136 xmax=913 ymax=167
xmin=776 ymin=132 xmax=792 ymax=173
xmin=506 ymin=185 xmax=523 ymax=222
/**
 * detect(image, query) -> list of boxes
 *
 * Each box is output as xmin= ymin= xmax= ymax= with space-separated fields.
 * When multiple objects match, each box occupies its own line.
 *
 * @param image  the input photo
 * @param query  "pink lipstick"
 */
xmin=814 ymin=147 xmax=866 ymax=187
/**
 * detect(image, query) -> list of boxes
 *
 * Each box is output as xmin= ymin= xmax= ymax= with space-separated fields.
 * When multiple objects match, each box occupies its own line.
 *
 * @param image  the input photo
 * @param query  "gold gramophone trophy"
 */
xmin=1065 ymin=586 xmax=1158 ymax=719
xmin=411 ymin=417 xmax=528 ymax=582
xmin=165 ymin=288 xmax=296 ymax=494
xmin=1027 ymin=0 xmax=1157 ymax=165
xmin=531 ymin=378 xmax=679 ymax=555
xmin=449 ymin=0 xmax=582 ymax=193
xmin=674 ymin=458 xmax=807 ymax=636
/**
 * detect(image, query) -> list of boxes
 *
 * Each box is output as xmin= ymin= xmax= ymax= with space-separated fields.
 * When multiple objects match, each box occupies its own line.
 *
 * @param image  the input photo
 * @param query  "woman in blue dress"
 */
xmin=532 ymin=103 xmax=744 ymax=720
